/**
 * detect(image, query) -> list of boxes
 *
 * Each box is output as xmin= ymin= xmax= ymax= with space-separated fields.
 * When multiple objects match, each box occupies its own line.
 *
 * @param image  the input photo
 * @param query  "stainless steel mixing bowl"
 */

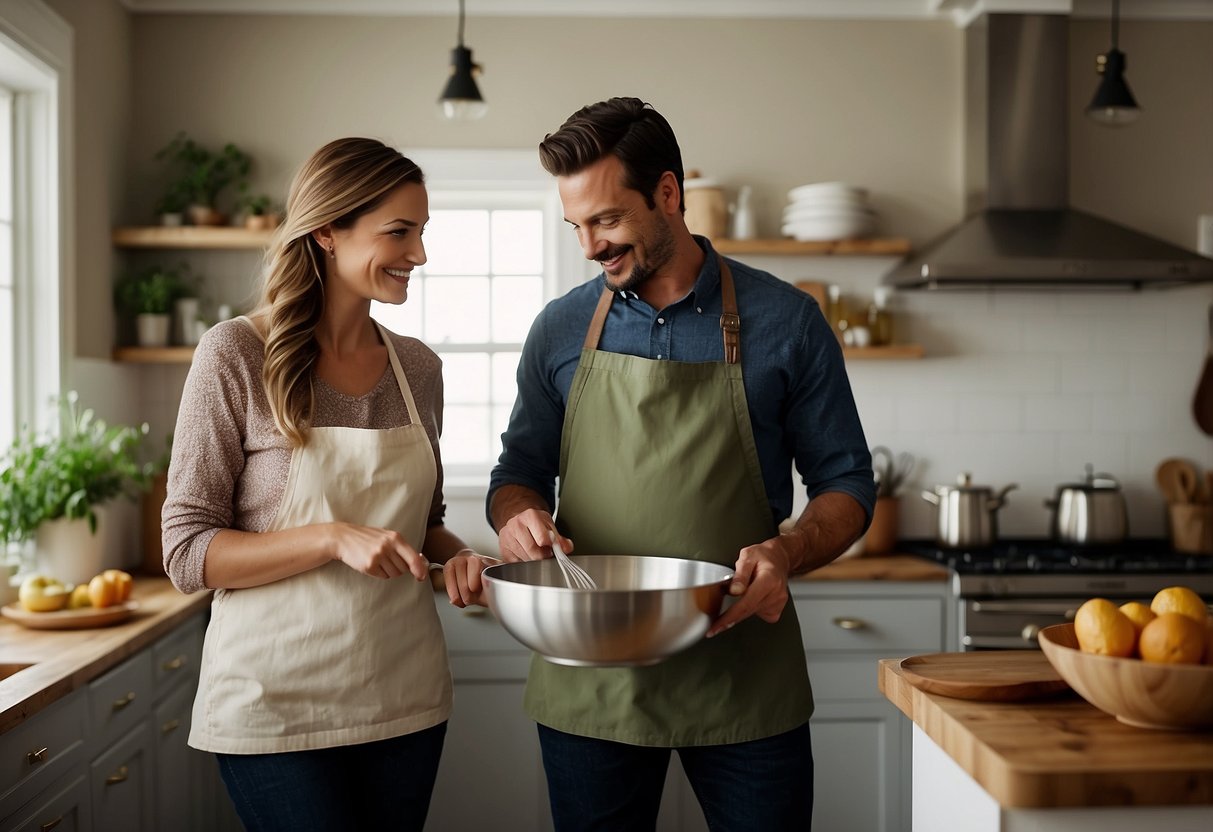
xmin=481 ymin=555 xmax=734 ymax=667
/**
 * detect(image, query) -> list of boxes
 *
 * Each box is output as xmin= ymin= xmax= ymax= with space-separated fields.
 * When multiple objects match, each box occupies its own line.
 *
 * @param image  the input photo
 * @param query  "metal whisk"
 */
xmin=550 ymin=528 xmax=597 ymax=590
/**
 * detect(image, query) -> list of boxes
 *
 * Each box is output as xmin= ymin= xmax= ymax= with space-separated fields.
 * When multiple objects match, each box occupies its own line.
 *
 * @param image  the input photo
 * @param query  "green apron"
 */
xmin=523 ymin=257 xmax=814 ymax=747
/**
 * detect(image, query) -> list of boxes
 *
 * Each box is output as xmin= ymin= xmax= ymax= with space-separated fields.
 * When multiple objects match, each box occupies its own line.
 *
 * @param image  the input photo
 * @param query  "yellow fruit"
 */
xmin=88 ymin=573 xmax=118 ymax=609
xmin=67 ymin=584 xmax=92 ymax=609
xmin=1073 ymin=598 xmax=1136 ymax=657
xmin=1139 ymin=612 xmax=1206 ymax=665
xmin=1150 ymin=586 xmax=1208 ymax=624
xmin=18 ymin=574 xmax=69 ymax=612
xmin=102 ymin=569 xmax=133 ymax=603
xmin=1118 ymin=601 xmax=1156 ymax=654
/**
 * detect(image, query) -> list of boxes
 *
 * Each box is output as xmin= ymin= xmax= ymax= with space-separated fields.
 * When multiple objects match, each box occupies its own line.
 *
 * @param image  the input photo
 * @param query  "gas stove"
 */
xmin=903 ymin=538 xmax=1213 ymax=597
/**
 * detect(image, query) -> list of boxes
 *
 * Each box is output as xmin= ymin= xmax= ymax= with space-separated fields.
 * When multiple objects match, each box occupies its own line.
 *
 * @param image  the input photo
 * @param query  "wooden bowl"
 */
xmin=1038 ymin=623 xmax=1213 ymax=730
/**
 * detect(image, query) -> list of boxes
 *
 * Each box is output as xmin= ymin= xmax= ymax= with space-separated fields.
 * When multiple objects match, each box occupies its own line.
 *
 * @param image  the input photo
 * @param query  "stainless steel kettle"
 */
xmin=1044 ymin=464 xmax=1128 ymax=546
xmin=922 ymin=473 xmax=1018 ymax=548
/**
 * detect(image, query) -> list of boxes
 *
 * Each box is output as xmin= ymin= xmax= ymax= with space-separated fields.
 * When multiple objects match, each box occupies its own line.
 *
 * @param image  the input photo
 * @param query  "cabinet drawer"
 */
xmin=88 ymin=652 xmax=152 ymax=751
xmin=152 ymin=616 xmax=203 ymax=696
xmin=436 ymin=601 xmax=527 ymax=655
xmin=0 ymin=769 xmax=89 ymax=832
xmin=805 ymin=657 xmax=888 ymax=702
xmin=795 ymin=597 xmax=943 ymax=653
xmin=90 ymin=722 xmax=151 ymax=832
xmin=0 ymin=689 xmax=88 ymax=821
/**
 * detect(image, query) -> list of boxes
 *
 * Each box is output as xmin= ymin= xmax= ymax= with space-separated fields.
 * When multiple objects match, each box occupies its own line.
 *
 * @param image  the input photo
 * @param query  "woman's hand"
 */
xmin=439 ymin=550 xmax=497 ymax=608
xmin=496 ymin=509 xmax=572 ymax=562
xmin=325 ymin=522 xmax=430 ymax=581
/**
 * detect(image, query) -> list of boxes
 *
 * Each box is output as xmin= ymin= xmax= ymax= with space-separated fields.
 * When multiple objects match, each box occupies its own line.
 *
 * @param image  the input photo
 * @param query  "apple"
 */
xmin=18 ymin=574 xmax=69 ymax=612
xmin=67 ymin=583 xmax=92 ymax=609
xmin=88 ymin=573 xmax=118 ymax=609
xmin=102 ymin=569 xmax=133 ymax=603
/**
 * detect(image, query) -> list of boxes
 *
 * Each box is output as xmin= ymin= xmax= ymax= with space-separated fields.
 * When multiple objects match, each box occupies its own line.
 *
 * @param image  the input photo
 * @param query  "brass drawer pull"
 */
xmin=112 ymin=691 xmax=136 ymax=710
xmin=461 ymin=607 xmax=487 ymax=617
xmin=162 ymin=719 xmax=181 ymax=735
xmin=27 ymin=746 xmax=49 ymax=765
xmin=105 ymin=765 xmax=129 ymax=785
xmin=832 ymin=617 xmax=867 ymax=630
xmin=162 ymin=655 xmax=185 ymax=671
xmin=39 ymin=817 xmax=63 ymax=832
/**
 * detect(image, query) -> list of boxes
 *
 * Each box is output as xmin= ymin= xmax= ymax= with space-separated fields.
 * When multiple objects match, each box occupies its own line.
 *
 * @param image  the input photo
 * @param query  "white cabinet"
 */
xmin=794 ymin=580 xmax=954 ymax=832
xmin=0 ymin=611 xmax=238 ymax=832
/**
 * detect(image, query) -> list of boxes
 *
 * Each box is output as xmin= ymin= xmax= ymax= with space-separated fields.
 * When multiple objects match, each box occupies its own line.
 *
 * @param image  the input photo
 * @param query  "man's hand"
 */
xmin=705 ymin=533 xmax=799 ymax=638
xmin=496 ymin=508 xmax=573 ymax=562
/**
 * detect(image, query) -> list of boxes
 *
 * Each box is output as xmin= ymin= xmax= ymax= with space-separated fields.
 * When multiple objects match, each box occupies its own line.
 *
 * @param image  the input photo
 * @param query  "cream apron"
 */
xmin=190 ymin=321 xmax=452 ymax=754
xmin=524 ymin=259 xmax=814 ymax=747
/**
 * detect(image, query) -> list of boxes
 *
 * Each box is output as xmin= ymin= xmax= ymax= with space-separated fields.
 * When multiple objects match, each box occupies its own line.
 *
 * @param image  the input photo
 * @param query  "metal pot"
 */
xmin=1045 ymin=465 xmax=1127 ymax=546
xmin=922 ymin=473 xmax=1018 ymax=548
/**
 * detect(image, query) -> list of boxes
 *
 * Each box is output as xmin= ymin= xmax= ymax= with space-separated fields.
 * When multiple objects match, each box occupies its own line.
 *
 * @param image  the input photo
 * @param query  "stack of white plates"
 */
xmin=782 ymin=182 xmax=876 ymax=241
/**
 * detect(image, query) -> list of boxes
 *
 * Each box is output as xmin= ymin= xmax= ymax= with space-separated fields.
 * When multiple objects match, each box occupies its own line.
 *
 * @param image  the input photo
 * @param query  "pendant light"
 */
xmin=1086 ymin=0 xmax=1140 ymax=126
xmin=438 ymin=0 xmax=487 ymax=120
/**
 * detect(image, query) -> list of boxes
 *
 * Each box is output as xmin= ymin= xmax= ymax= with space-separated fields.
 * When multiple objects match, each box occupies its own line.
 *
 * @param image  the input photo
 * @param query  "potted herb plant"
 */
xmin=154 ymin=181 xmax=190 ymax=227
xmin=114 ymin=263 xmax=192 ymax=347
xmin=238 ymin=186 xmax=280 ymax=231
xmin=0 ymin=392 xmax=165 ymax=585
xmin=155 ymin=131 xmax=251 ymax=226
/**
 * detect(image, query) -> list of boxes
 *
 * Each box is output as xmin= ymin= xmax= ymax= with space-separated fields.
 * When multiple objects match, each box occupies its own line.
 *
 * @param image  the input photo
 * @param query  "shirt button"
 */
xmin=657 ymin=317 xmax=665 ymax=325
xmin=696 ymin=307 xmax=703 ymax=314
xmin=657 ymin=354 xmax=663 ymax=360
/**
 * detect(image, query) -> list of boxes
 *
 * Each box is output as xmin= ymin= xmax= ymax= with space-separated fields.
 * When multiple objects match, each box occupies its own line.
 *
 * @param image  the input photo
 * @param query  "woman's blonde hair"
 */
xmin=252 ymin=137 xmax=424 ymax=446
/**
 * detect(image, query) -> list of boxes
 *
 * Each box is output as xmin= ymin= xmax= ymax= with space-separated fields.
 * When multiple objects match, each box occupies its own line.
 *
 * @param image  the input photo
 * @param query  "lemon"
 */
xmin=1073 ymin=598 xmax=1135 ymax=657
xmin=1139 ymin=612 xmax=1206 ymax=665
xmin=1150 ymin=586 xmax=1208 ymax=624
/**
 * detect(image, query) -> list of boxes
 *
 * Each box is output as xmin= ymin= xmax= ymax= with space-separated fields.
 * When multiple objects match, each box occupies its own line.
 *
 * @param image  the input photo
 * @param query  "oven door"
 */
xmin=961 ymin=598 xmax=1085 ymax=650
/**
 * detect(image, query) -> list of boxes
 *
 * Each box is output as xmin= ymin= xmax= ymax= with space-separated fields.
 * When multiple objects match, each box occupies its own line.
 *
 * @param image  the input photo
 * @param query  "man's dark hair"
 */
xmin=538 ymin=97 xmax=685 ymax=213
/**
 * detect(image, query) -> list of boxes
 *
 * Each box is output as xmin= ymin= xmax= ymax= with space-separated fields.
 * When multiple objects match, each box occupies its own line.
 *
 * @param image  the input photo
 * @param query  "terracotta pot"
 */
xmin=864 ymin=496 xmax=900 ymax=556
xmin=187 ymin=204 xmax=226 ymax=226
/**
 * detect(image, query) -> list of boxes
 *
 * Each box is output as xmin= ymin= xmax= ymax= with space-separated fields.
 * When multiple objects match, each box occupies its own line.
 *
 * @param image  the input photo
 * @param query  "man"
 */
xmin=487 ymin=97 xmax=875 ymax=831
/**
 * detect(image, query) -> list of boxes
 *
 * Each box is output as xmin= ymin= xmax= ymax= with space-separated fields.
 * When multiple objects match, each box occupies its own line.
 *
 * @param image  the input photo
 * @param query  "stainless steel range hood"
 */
xmin=886 ymin=14 xmax=1213 ymax=291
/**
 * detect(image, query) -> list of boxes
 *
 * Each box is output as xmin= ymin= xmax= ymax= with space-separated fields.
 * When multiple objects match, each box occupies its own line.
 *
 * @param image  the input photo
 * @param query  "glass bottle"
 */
xmin=867 ymin=286 xmax=894 ymax=346
xmin=826 ymin=284 xmax=848 ymax=344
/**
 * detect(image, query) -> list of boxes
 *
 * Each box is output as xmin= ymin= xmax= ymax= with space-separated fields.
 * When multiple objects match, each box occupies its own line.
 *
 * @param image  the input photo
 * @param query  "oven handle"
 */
xmin=963 ymin=633 xmax=1045 ymax=650
xmin=970 ymin=601 xmax=1077 ymax=619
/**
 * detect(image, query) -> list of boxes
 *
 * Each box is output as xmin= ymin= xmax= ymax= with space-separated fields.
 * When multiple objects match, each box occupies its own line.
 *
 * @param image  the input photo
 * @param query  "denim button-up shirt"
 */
xmin=488 ymin=237 xmax=875 ymax=530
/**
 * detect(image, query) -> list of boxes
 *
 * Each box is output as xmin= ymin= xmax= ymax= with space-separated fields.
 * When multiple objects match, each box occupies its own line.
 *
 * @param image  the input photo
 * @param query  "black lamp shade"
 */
xmin=439 ymin=46 xmax=486 ymax=120
xmin=1087 ymin=49 xmax=1140 ymax=125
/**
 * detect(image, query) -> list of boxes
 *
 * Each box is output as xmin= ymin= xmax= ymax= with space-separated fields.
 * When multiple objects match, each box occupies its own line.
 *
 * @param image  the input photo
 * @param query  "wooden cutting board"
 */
xmin=899 ymin=650 xmax=1071 ymax=701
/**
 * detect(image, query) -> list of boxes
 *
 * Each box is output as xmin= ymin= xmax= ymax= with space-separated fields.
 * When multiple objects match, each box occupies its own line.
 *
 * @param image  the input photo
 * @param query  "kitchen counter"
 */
xmin=801 ymin=553 xmax=949 ymax=582
xmin=879 ymin=654 xmax=1213 ymax=814
xmin=0 ymin=577 xmax=211 ymax=734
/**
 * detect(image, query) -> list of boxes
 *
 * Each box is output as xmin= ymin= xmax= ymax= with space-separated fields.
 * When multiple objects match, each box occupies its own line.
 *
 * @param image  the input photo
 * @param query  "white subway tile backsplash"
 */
xmin=1091 ymin=317 xmax=1169 ymax=353
xmin=1090 ymin=394 xmax=1176 ymax=432
xmin=893 ymin=394 xmax=958 ymax=432
xmin=957 ymin=394 xmax=1023 ymax=431
xmin=1025 ymin=394 xmax=1092 ymax=431
xmin=1060 ymin=355 xmax=1128 ymax=394
xmin=1023 ymin=316 xmax=1095 ymax=353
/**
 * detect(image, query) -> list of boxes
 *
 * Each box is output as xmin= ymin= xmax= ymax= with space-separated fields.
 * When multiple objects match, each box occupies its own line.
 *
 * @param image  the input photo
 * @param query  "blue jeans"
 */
xmin=538 ymin=722 xmax=814 ymax=832
xmin=216 ymin=723 xmax=446 ymax=832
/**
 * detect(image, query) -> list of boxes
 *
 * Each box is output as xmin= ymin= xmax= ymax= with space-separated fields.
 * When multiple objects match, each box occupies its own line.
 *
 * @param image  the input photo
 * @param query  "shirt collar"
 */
xmin=607 ymin=235 xmax=722 ymax=305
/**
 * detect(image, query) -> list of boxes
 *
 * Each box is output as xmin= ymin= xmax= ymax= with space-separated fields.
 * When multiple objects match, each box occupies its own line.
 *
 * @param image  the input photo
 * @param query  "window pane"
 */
xmin=441 ymin=404 xmax=490 ymax=465
xmin=440 ymin=352 xmax=490 ymax=404
xmin=491 ymin=210 xmax=542 ymax=275
xmin=0 ymin=89 xmax=10 ymax=223
xmin=491 ymin=351 xmax=520 ymax=406
xmin=0 ymin=287 xmax=13 ymax=448
xmin=424 ymin=210 xmax=488 ymax=275
xmin=426 ymin=276 xmax=488 ymax=344
xmin=491 ymin=404 xmax=513 ymax=461
xmin=491 ymin=276 xmax=543 ymax=343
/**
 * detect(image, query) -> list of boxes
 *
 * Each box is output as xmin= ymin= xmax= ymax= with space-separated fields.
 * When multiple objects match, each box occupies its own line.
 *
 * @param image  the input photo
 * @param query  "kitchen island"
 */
xmin=880 ymin=655 xmax=1213 ymax=831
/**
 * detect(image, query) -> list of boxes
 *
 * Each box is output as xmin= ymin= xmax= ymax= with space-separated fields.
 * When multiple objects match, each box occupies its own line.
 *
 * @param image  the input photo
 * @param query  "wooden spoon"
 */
xmin=1156 ymin=458 xmax=1199 ymax=504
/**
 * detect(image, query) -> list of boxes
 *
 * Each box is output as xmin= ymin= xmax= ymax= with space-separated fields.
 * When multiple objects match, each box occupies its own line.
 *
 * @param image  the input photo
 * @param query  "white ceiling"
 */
xmin=115 ymin=0 xmax=1213 ymax=25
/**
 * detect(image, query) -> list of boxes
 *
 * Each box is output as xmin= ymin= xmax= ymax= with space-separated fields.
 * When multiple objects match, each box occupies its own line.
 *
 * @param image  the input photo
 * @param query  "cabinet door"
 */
xmin=90 ymin=722 xmax=152 ymax=832
xmin=0 ymin=769 xmax=90 ymax=832
xmin=811 ymin=700 xmax=907 ymax=832
xmin=152 ymin=681 xmax=196 ymax=832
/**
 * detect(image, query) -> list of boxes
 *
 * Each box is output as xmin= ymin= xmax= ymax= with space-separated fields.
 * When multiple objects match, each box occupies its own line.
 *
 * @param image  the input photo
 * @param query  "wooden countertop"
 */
xmin=879 ymin=654 xmax=1213 ymax=808
xmin=0 ymin=577 xmax=212 ymax=734
xmin=800 ymin=554 xmax=949 ymax=582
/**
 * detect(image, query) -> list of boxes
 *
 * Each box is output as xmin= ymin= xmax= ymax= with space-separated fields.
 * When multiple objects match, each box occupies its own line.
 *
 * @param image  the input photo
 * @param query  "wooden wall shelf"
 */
xmin=842 ymin=344 xmax=924 ymax=360
xmin=112 ymin=226 xmax=273 ymax=249
xmin=112 ymin=346 xmax=196 ymax=363
xmin=713 ymin=238 xmax=911 ymax=256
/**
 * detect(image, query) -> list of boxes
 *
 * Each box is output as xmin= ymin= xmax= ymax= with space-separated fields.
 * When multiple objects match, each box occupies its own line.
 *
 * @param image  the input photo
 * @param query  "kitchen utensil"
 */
xmin=898 ymin=651 xmax=1069 ymax=702
xmin=1039 ymin=623 xmax=1213 ymax=730
xmin=871 ymin=445 xmax=915 ymax=497
xmin=1194 ymin=304 xmax=1213 ymax=436
xmin=1155 ymin=458 xmax=1199 ymax=504
xmin=1044 ymin=464 xmax=1128 ymax=546
xmin=1168 ymin=503 xmax=1213 ymax=554
xmin=921 ymin=473 xmax=1017 ymax=548
xmin=481 ymin=555 xmax=734 ymax=667
xmin=550 ymin=528 xmax=597 ymax=590
xmin=1 ymin=600 xmax=138 ymax=630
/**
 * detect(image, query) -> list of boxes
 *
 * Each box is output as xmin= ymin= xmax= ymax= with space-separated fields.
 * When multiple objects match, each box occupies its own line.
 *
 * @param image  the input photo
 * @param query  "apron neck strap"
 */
xmin=583 ymin=255 xmax=740 ymax=365
xmin=374 ymin=321 xmax=422 ymax=425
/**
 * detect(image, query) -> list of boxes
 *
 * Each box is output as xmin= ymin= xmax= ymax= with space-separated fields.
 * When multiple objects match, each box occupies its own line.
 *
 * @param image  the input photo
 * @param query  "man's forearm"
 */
xmin=489 ymin=483 xmax=551 ymax=532
xmin=781 ymin=492 xmax=868 ymax=575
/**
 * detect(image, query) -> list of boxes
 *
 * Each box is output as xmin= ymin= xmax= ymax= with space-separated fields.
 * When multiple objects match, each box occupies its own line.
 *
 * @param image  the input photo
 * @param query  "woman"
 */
xmin=162 ymin=137 xmax=488 ymax=831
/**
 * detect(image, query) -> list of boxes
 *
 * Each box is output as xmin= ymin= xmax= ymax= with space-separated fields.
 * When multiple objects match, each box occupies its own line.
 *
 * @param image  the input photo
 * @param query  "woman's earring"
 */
xmin=328 ymin=245 xmax=335 ymax=259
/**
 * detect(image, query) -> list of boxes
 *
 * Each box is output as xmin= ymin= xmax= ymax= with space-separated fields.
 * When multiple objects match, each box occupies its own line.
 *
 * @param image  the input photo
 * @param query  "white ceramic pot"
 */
xmin=35 ymin=511 xmax=107 ymax=586
xmin=175 ymin=297 xmax=200 ymax=346
xmin=136 ymin=313 xmax=171 ymax=347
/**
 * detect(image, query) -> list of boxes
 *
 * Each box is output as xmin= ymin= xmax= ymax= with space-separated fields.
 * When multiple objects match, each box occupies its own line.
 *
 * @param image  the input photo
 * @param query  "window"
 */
xmin=0 ymin=84 xmax=12 ymax=448
xmin=370 ymin=149 xmax=589 ymax=484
